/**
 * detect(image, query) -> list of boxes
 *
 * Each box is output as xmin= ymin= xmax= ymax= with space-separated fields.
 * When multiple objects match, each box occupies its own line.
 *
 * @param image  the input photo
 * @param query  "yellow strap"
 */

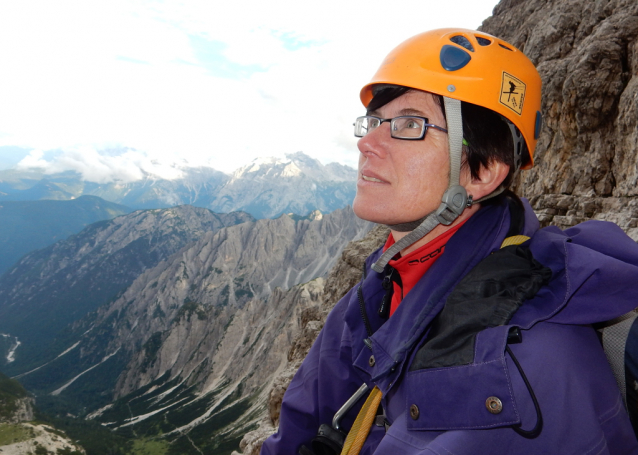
xmin=500 ymin=235 xmax=530 ymax=248
xmin=340 ymin=386 xmax=382 ymax=455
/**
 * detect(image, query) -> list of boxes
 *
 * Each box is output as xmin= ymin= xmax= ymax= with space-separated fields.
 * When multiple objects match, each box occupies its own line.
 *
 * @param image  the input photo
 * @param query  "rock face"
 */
xmin=0 ymin=372 xmax=34 ymax=424
xmin=0 ymin=397 xmax=34 ymax=424
xmin=481 ymin=0 xmax=638 ymax=236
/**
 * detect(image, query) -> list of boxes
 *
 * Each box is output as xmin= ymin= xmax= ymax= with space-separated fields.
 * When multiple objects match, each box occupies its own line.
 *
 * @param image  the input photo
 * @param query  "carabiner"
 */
xmin=333 ymin=383 xmax=370 ymax=430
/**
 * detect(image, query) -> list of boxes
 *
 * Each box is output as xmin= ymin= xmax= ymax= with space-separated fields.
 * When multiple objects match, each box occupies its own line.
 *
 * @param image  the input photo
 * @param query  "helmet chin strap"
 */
xmin=372 ymin=97 xmax=467 ymax=273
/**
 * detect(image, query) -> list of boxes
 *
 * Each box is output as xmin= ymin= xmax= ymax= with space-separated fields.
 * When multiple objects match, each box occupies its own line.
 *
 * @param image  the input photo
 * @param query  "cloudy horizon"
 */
xmin=0 ymin=0 xmax=499 ymax=183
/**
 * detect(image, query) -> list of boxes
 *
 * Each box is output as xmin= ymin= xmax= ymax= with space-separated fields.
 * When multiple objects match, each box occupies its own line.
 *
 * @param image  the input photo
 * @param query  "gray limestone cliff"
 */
xmin=0 ymin=373 xmax=85 ymax=454
xmin=0 ymin=372 xmax=33 ymax=424
xmin=482 ymin=0 xmax=638 ymax=236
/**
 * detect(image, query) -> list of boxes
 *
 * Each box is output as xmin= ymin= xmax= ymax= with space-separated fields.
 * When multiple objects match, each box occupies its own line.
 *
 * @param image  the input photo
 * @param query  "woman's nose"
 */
xmin=357 ymin=123 xmax=392 ymax=158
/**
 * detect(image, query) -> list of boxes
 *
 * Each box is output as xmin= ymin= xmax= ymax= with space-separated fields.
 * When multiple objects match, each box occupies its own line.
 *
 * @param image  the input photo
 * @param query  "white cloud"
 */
xmin=17 ymin=147 xmax=184 ymax=183
xmin=0 ymin=0 xmax=499 ymax=179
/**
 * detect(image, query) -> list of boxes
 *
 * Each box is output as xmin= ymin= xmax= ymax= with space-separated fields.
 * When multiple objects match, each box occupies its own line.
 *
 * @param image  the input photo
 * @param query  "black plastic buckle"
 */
xmin=309 ymin=424 xmax=346 ymax=455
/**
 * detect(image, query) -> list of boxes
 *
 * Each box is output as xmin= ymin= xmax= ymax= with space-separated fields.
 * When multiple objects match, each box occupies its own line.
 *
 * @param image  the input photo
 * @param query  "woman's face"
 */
xmin=353 ymin=90 xmax=451 ymax=225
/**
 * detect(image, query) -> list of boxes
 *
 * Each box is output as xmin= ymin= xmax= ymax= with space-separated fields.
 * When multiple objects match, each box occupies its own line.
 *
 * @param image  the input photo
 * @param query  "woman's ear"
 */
xmin=463 ymin=161 xmax=510 ymax=201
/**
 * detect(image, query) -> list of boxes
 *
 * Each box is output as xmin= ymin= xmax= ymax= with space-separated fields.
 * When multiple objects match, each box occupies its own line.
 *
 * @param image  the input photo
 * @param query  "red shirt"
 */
xmin=383 ymin=219 xmax=468 ymax=316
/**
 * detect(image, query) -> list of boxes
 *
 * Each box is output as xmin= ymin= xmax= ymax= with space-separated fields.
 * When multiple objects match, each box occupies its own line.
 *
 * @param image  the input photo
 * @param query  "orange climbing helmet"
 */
xmin=360 ymin=28 xmax=542 ymax=169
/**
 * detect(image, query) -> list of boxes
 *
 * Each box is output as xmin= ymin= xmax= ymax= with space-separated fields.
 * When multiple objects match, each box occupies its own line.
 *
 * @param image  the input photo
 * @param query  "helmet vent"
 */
xmin=499 ymin=43 xmax=513 ymax=51
xmin=440 ymin=45 xmax=472 ymax=71
xmin=450 ymin=35 xmax=474 ymax=52
xmin=476 ymin=36 xmax=491 ymax=46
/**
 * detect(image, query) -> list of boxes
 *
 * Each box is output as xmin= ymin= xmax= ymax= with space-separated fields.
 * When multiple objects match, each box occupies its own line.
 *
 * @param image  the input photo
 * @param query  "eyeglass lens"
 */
xmin=354 ymin=117 xmax=379 ymax=137
xmin=354 ymin=116 xmax=426 ymax=139
xmin=391 ymin=117 xmax=425 ymax=139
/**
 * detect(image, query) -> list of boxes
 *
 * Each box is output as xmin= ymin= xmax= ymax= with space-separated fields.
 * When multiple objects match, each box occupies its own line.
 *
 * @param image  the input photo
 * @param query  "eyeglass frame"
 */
xmin=354 ymin=115 xmax=448 ymax=141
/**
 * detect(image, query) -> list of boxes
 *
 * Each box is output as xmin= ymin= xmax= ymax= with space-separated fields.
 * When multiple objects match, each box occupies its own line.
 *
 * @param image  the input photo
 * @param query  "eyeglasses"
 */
xmin=354 ymin=115 xmax=448 ymax=140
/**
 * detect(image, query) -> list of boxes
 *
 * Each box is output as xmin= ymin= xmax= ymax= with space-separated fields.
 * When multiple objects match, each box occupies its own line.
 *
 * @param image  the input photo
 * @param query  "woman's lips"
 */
xmin=362 ymin=174 xmax=384 ymax=183
xmin=359 ymin=170 xmax=388 ymax=184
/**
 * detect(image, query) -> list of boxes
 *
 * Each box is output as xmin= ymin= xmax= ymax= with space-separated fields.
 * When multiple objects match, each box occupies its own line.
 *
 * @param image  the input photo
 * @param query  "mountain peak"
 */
xmin=229 ymin=152 xmax=354 ymax=183
xmin=231 ymin=153 xmax=322 ymax=178
xmin=280 ymin=162 xmax=303 ymax=177
xmin=308 ymin=209 xmax=323 ymax=221
xmin=230 ymin=156 xmax=288 ymax=180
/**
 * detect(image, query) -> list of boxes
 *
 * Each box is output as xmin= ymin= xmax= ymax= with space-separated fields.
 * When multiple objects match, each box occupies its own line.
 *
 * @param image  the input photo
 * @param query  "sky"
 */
xmin=0 ymin=0 xmax=500 ymax=183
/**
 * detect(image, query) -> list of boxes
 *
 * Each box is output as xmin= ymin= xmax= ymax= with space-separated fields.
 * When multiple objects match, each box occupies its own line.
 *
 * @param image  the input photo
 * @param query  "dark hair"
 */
xmin=366 ymin=86 xmax=529 ymax=201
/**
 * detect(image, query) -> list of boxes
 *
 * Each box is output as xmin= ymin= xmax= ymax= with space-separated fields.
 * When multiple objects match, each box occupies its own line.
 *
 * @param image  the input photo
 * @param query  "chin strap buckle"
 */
xmin=435 ymin=185 xmax=468 ymax=225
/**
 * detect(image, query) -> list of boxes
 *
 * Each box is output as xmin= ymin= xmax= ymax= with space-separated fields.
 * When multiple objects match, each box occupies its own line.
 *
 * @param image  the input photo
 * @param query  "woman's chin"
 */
xmin=353 ymin=200 xmax=402 ymax=225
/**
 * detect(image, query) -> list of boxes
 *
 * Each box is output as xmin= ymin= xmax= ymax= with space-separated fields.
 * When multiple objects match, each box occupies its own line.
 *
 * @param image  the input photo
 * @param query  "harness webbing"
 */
xmin=340 ymin=386 xmax=382 ymax=455
xmin=501 ymin=235 xmax=530 ymax=248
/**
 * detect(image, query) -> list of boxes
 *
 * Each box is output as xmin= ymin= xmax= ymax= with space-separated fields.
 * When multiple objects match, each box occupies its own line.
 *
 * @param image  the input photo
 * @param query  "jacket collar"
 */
xmin=347 ymin=201 xmax=513 ymax=389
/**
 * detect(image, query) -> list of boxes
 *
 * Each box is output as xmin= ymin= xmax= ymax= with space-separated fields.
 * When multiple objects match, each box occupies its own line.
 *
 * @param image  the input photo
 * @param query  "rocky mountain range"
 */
xmin=211 ymin=154 xmax=356 ymax=218
xmin=0 ymin=206 xmax=254 ymax=376
xmin=0 ymin=152 xmax=356 ymax=219
xmin=0 ymin=203 xmax=371 ymax=454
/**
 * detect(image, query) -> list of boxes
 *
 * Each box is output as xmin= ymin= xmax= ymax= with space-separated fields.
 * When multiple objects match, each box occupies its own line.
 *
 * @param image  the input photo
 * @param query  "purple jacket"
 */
xmin=262 ymin=201 xmax=638 ymax=454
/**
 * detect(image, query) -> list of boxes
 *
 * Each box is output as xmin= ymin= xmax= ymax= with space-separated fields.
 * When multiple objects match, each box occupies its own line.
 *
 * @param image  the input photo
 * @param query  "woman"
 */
xmin=261 ymin=28 xmax=638 ymax=455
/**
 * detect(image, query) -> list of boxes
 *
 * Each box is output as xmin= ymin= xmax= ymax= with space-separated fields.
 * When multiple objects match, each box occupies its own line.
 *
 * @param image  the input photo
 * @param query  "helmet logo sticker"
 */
xmin=500 ymin=72 xmax=526 ymax=115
